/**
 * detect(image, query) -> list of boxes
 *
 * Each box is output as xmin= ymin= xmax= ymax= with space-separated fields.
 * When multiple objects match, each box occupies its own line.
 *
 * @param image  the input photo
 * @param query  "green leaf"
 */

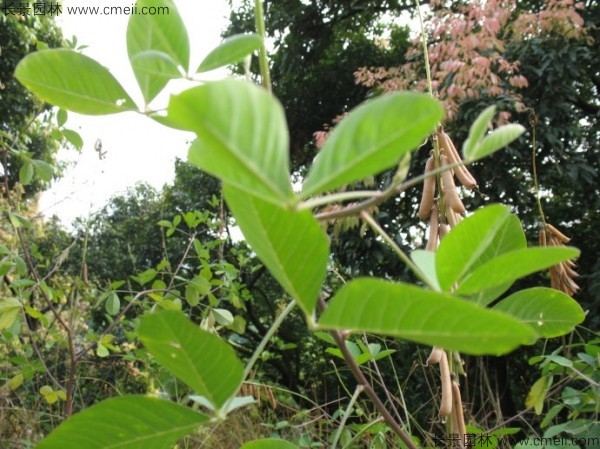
xmin=240 ymin=439 xmax=299 ymax=449
xmin=526 ymin=376 xmax=550 ymax=415
xmin=494 ymin=288 xmax=584 ymax=338
xmin=105 ymin=293 xmax=120 ymax=316
xmin=301 ymin=93 xmax=443 ymax=198
xmin=462 ymin=105 xmax=496 ymax=160
xmin=224 ymin=185 xmax=328 ymax=317
xmin=436 ymin=204 xmax=512 ymax=291
xmin=19 ymin=161 xmax=34 ymax=185
xmin=32 ymin=160 xmax=54 ymax=182
xmin=57 ymin=108 xmax=68 ymax=126
xmin=139 ymin=310 xmax=243 ymax=409
xmin=36 ymin=396 xmax=207 ymax=449
xmin=127 ymin=0 xmax=189 ymax=103
xmin=0 ymin=298 xmax=21 ymax=330
xmin=61 ymin=129 xmax=84 ymax=149
xmin=467 ymin=124 xmax=525 ymax=162
xmin=456 ymin=246 xmax=580 ymax=295
xmin=15 ymin=49 xmax=136 ymax=114
xmin=318 ymin=278 xmax=537 ymax=355
xmin=197 ymin=34 xmax=262 ymax=73
xmin=410 ymin=250 xmax=441 ymax=291
xmin=169 ymin=79 xmax=294 ymax=206
xmin=129 ymin=51 xmax=181 ymax=104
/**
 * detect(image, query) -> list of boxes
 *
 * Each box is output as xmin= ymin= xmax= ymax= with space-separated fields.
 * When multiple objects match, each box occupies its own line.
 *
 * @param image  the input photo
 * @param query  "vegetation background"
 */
xmin=0 ymin=0 xmax=598 ymax=448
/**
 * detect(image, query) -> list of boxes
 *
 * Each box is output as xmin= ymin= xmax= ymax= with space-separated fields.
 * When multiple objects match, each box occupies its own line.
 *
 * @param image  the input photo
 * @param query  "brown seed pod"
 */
xmin=438 ymin=223 xmax=450 ymax=239
xmin=546 ymin=224 xmax=571 ymax=243
xmin=452 ymin=381 xmax=467 ymax=443
xmin=439 ymin=351 xmax=453 ymax=417
xmin=441 ymin=156 xmax=466 ymax=215
xmin=418 ymin=156 xmax=437 ymax=221
xmin=426 ymin=204 xmax=439 ymax=251
xmin=438 ymin=130 xmax=477 ymax=189
xmin=446 ymin=204 xmax=460 ymax=228
xmin=539 ymin=229 xmax=547 ymax=246
xmin=426 ymin=346 xmax=444 ymax=365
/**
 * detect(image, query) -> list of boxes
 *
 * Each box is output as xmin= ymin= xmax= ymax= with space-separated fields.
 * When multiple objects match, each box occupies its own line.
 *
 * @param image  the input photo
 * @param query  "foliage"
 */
xmin=0 ymin=1 xmax=596 ymax=448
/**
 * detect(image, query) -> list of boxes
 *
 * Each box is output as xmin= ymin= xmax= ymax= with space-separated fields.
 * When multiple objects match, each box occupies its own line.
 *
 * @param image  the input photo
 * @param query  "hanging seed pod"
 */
xmin=438 ymin=130 xmax=477 ymax=189
xmin=438 ymin=223 xmax=450 ymax=239
xmin=441 ymin=155 xmax=466 ymax=215
xmin=439 ymin=351 xmax=453 ymax=417
xmin=418 ymin=156 xmax=437 ymax=220
xmin=452 ymin=381 xmax=467 ymax=444
xmin=426 ymin=204 xmax=440 ymax=251
xmin=546 ymin=223 xmax=571 ymax=243
xmin=426 ymin=346 xmax=444 ymax=365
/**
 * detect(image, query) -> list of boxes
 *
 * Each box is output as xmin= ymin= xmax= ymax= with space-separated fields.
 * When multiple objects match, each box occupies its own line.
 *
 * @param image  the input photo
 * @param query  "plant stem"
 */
xmin=529 ymin=110 xmax=547 ymax=226
xmin=242 ymin=299 xmax=296 ymax=381
xmin=331 ymin=384 xmax=364 ymax=449
xmin=415 ymin=0 xmax=433 ymax=97
xmin=360 ymin=211 xmax=435 ymax=289
xmin=297 ymin=190 xmax=382 ymax=211
xmin=254 ymin=0 xmax=272 ymax=92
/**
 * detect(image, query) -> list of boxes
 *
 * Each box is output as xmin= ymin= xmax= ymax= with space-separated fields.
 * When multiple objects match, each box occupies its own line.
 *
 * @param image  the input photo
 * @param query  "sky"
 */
xmin=38 ymin=1 xmax=230 ymax=226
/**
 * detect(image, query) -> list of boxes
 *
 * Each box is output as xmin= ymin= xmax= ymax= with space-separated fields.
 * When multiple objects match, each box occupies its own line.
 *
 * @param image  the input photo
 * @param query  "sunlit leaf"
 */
xmin=32 ymin=160 xmax=54 ymax=182
xmin=526 ymin=376 xmax=550 ymax=415
xmin=319 ymin=278 xmax=537 ymax=355
xmin=494 ymin=288 xmax=585 ymax=337
xmin=19 ymin=161 xmax=34 ymax=185
xmin=127 ymin=0 xmax=188 ymax=103
xmin=61 ymin=129 xmax=83 ymax=149
xmin=139 ymin=310 xmax=243 ymax=409
xmin=15 ymin=49 xmax=136 ymax=114
xmin=436 ymin=204 xmax=512 ymax=291
xmin=462 ymin=105 xmax=496 ymax=160
xmin=36 ymin=396 xmax=207 ymax=449
xmin=169 ymin=79 xmax=294 ymax=206
xmin=301 ymin=93 xmax=443 ymax=198
xmin=0 ymin=298 xmax=21 ymax=330
xmin=467 ymin=124 xmax=525 ymax=161
xmin=224 ymin=185 xmax=328 ymax=318
xmin=197 ymin=34 xmax=262 ymax=73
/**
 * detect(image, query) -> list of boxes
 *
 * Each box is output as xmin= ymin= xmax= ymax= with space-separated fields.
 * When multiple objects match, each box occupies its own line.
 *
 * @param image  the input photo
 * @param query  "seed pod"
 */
xmin=438 ymin=130 xmax=477 ymax=189
xmin=446 ymin=204 xmax=460 ymax=228
xmin=418 ymin=156 xmax=437 ymax=221
xmin=441 ymin=155 xmax=466 ymax=215
xmin=426 ymin=346 xmax=444 ymax=365
xmin=438 ymin=223 xmax=450 ymax=239
xmin=426 ymin=205 xmax=439 ymax=251
xmin=452 ymin=381 xmax=467 ymax=441
xmin=539 ymin=229 xmax=547 ymax=246
xmin=439 ymin=351 xmax=453 ymax=417
xmin=546 ymin=224 xmax=571 ymax=243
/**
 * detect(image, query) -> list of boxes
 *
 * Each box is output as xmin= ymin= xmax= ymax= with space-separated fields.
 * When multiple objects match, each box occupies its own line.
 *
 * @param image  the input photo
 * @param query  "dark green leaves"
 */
xmin=36 ymin=396 xmax=207 ymax=449
xmin=170 ymin=79 xmax=294 ymax=206
xmin=139 ymin=311 xmax=243 ymax=410
xmin=319 ymin=278 xmax=537 ymax=355
xmin=127 ymin=0 xmax=189 ymax=103
xmin=301 ymin=93 xmax=443 ymax=198
xmin=198 ymin=34 xmax=262 ymax=73
xmin=15 ymin=49 xmax=136 ymax=114
xmin=224 ymin=186 xmax=328 ymax=317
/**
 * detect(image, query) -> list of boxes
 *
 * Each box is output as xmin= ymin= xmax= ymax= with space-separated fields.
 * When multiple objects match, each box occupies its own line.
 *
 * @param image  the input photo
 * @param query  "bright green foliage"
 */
xmin=318 ymin=278 xmax=538 ymax=355
xmin=462 ymin=106 xmax=525 ymax=161
xmin=197 ymin=33 xmax=262 ymax=72
xmin=126 ymin=0 xmax=189 ymax=103
xmin=139 ymin=311 xmax=243 ymax=410
xmin=301 ymin=93 xmax=443 ymax=198
xmin=436 ymin=204 xmax=512 ymax=291
xmin=35 ymin=396 xmax=208 ymax=449
xmin=0 ymin=298 xmax=21 ymax=330
xmin=240 ymin=439 xmax=299 ymax=449
xmin=455 ymin=247 xmax=579 ymax=295
xmin=224 ymin=185 xmax=329 ymax=317
xmin=169 ymin=79 xmax=295 ymax=206
xmin=462 ymin=105 xmax=496 ymax=160
xmin=495 ymin=288 xmax=585 ymax=338
xmin=526 ymin=376 xmax=551 ymax=415
xmin=471 ymin=124 xmax=526 ymax=161
xmin=14 ymin=49 xmax=136 ymax=114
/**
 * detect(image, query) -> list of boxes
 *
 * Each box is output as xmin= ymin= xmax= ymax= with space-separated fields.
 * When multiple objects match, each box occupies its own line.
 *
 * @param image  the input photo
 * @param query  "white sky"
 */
xmin=38 ymin=0 xmax=230 ymax=226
